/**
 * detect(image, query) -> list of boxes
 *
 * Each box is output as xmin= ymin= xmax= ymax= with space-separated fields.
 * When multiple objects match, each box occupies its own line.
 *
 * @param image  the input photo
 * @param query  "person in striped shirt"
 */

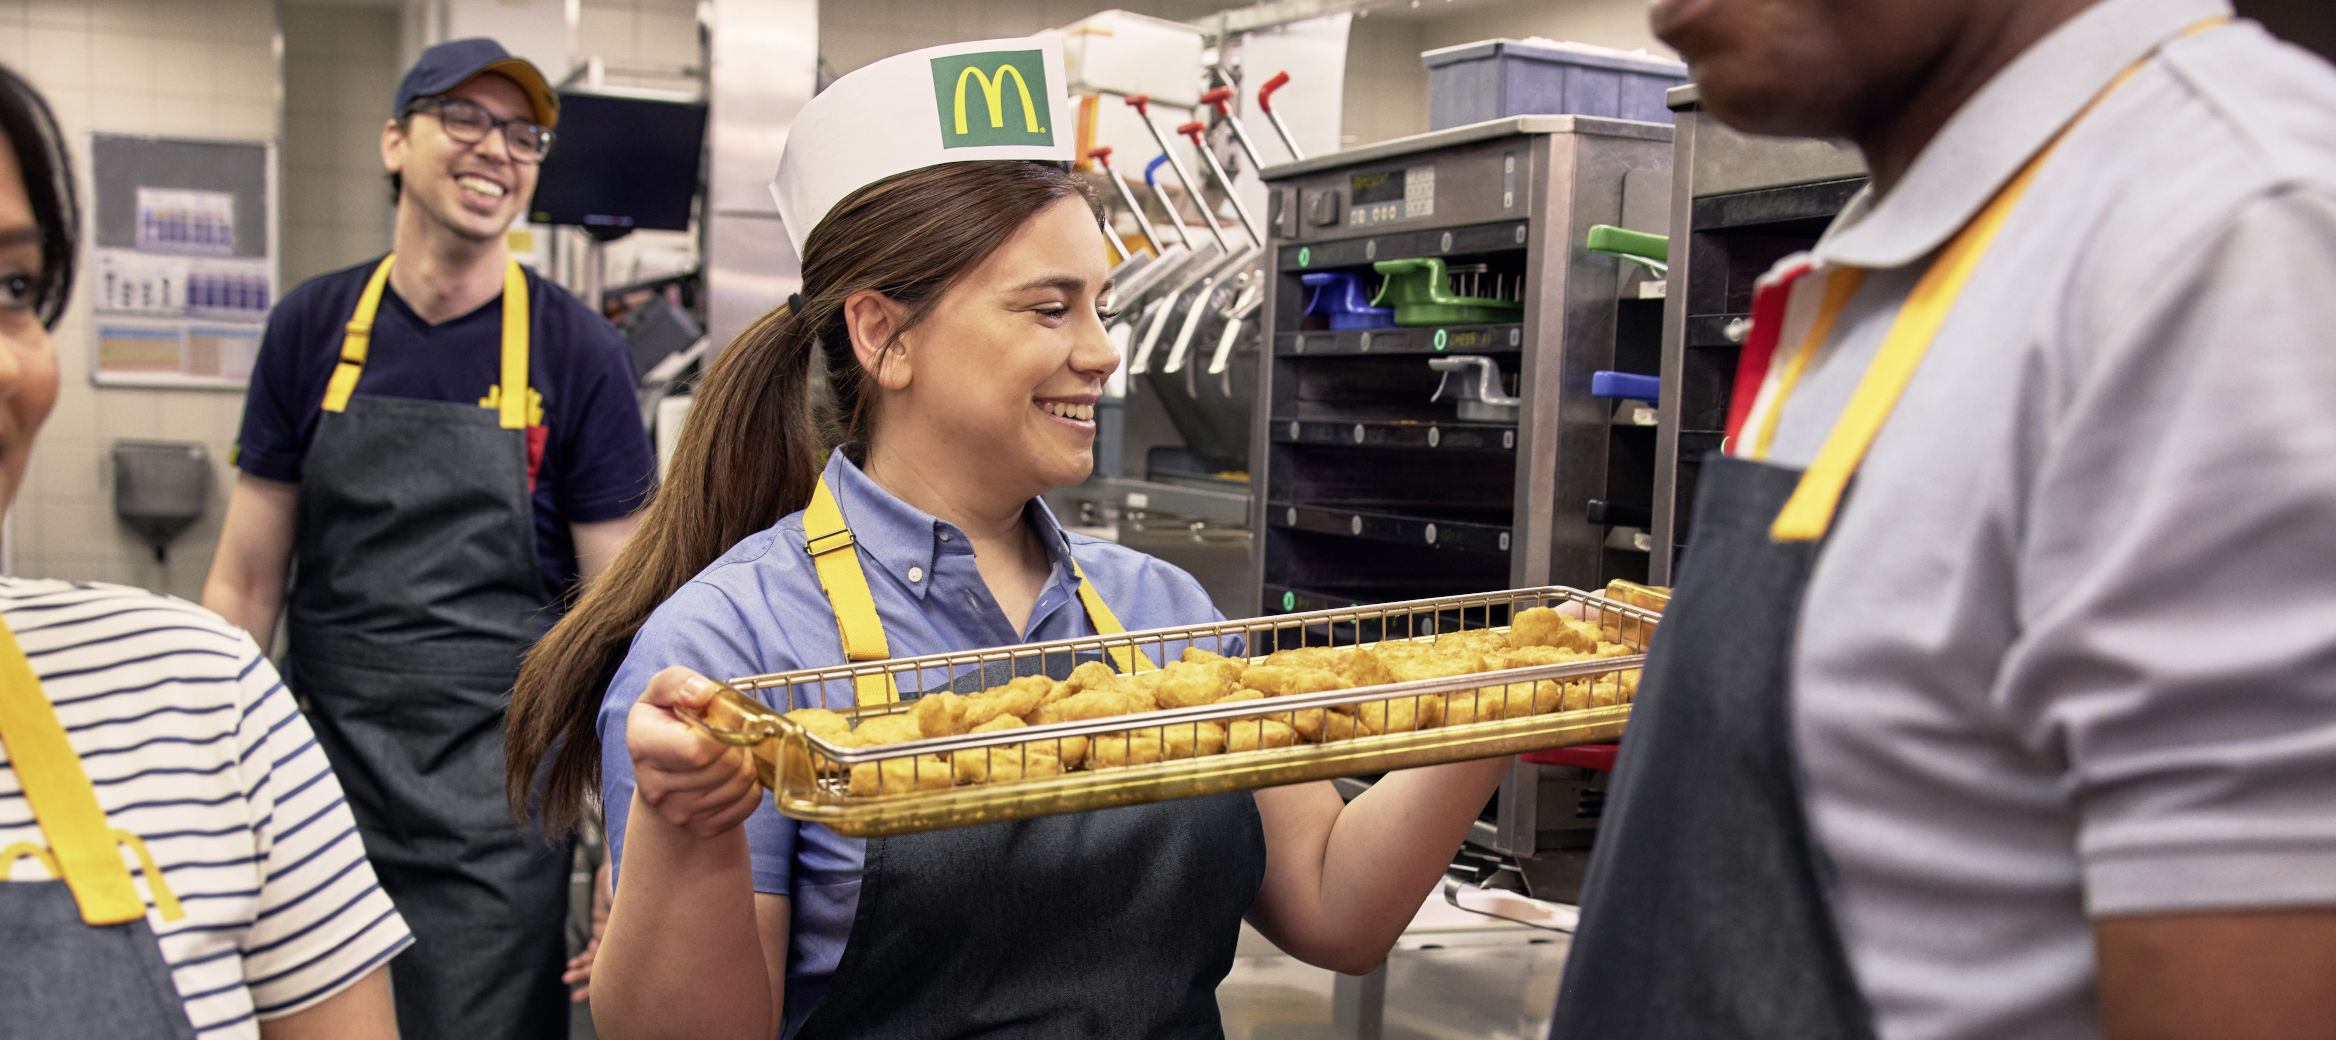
xmin=0 ymin=62 xmax=409 ymax=1038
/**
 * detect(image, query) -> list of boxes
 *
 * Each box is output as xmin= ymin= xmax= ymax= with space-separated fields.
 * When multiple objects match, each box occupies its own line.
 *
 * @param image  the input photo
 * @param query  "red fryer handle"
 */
xmin=1258 ymin=71 xmax=1291 ymax=112
xmin=1125 ymin=94 xmax=1150 ymax=116
xmin=1175 ymin=120 xmax=1206 ymax=142
xmin=1199 ymin=86 xmax=1235 ymax=114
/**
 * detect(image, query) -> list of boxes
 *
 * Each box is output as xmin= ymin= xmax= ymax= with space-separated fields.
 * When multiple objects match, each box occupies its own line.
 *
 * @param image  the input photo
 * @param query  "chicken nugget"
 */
xmin=1153 ymin=659 xmax=1240 ymax=709
xmin=1443 ymin=678 xmax=1543 ymax=725
xmin=1226 ymin=718 xmax=1299 ymax=753
xmin=1214 ymin=688 xmax=1265 ymax=705
xmin=1354 ymin=694 xmax=1442 ymax=733
xmin=849 ymin=754 xmax=953 ymax=795
xmin=909 ymin=691 xmax=969 ymax=738
xmin=1261 ymin=646 xmax=1343 ymax=671
xmin=1618 ymin=669 xmax=1641 ymax=701
xmin=1509 ymin=606 xmax=1600 ymax=653
xmin=1086 ymin=721 xmax=1227 ymax=768
xmin=786 ymin=708 xmax=858 ymax=746
xmin=1593 ymin=641 xmax=1637 ymax=659
xmin=1182 ymin=645 xmax=1245 ymax=668
xmin=951 ymin=716 xmax=1071 ymax=785
xmin=1290 ymin=708 xmax=1374 ymax=743
xmin=1501 ymin=644 xmax=1586 ymax=669
xmin=1239 ymin=664 xmax=1349 ymax=698
xmin=1441 ymin=628 xmax=1514 ymax=656
xmin=1333 ymin=647 xmax=1393 ymax=688
xmin=964 ymin=674 xmax=1053 ymax=728
xmin=1032 ymin=684 xmax=1152 ymax=727
xmin=851 ymin=713 xmax=925 ymax=746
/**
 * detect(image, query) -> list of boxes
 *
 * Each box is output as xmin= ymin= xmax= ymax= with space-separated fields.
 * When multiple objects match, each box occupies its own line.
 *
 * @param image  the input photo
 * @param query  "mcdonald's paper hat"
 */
xmin=770 ymin=36 xmax=1075 ymax=255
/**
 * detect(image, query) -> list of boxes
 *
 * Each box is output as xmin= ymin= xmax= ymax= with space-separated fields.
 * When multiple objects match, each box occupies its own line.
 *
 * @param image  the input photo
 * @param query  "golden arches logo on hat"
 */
xmin=930 ymin=50 xmax=1052 ymax=148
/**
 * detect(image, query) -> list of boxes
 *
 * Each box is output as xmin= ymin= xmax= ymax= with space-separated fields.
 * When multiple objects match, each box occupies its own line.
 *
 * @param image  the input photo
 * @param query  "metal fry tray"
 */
xmin=691 ymin=586 xmax=1657 ymax=837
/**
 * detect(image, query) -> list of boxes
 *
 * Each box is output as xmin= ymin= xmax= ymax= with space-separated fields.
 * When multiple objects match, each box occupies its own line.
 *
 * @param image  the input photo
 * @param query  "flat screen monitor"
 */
xmin=529 ymin=91 xmax=707 ymax=234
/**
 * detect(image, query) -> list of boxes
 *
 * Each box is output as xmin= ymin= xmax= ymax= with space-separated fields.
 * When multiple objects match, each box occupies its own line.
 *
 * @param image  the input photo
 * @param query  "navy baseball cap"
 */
xmin=394 ymin=38 xmax=559 ymax=129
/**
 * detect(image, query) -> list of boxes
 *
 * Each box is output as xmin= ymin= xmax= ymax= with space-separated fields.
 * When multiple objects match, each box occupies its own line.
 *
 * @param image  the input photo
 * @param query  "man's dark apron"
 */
xmin=284 ymin=256 xmax=568 ymax=1040
xmin=0 ymin=617 xmax=201 ymax=1039
xmin=1545 ymin=28 xmax=2212 ymax=1036
xmin=786 ymin=477 xmax=1268 ymax=1039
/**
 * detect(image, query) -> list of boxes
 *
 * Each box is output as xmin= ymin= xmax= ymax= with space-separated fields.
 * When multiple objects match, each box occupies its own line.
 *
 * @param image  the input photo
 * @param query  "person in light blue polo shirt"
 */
xmin=501 ymin=36 xmax=1518 ymax=1040
xmin=1550 ymin=1 xmax=2336 ymax=1039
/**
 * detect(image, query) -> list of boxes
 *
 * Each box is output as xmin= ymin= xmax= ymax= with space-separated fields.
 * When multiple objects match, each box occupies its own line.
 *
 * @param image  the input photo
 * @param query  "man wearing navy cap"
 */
xmin=203 ymin=38 xmax=656 ymax=1040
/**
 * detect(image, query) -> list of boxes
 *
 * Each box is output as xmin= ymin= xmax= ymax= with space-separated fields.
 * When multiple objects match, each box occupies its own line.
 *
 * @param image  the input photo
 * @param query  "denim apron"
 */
xmin=786 ymin=477 xmax=1268 ymax=1039
xmin=284 ymin=256 xmax=570 ymax=1040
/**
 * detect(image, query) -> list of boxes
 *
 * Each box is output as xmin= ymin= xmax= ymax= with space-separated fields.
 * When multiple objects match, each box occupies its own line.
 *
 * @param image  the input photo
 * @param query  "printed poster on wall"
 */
xmin=87 ymin=134 xmax=276 ymax=389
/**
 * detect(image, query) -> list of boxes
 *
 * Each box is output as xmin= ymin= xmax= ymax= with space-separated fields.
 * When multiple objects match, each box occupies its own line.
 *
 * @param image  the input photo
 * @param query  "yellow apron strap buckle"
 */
xmin=804 ymin=529 xmax=856 ymax=558
xmin=322 ymin=255 xmax=397 ymax=413
xmin=805 ymin=479 xmax=897 ymax=706
xmin=0 ymin=621 xmax=149 ymax=926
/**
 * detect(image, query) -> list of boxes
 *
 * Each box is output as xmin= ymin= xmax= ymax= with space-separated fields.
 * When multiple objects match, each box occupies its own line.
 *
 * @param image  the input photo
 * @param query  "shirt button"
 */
xmin=908 ymin=566 xmax=925 ymax=583
xmin=938 ymin=532 xmax=951 ymax=542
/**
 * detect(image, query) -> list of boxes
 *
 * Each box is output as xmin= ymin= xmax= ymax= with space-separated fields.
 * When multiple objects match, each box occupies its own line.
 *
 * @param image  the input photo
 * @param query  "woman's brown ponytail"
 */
xmin=507 ymin=159 xmax=1096 ymax=834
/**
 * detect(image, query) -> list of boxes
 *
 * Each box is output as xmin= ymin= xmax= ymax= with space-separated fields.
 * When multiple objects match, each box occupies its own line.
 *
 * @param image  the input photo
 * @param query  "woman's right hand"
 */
xmin=627 ymin=667 xmax=763 ymax=838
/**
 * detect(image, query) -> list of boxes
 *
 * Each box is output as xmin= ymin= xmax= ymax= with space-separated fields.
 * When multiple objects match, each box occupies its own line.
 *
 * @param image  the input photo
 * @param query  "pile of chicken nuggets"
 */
xmin=784 ymin=606 xmax=1642 ymax=796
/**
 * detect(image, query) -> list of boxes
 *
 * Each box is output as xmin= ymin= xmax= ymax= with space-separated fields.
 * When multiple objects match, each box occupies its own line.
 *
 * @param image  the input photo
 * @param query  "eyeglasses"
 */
xmin=404 ymin=96 xmax=554 ymax=163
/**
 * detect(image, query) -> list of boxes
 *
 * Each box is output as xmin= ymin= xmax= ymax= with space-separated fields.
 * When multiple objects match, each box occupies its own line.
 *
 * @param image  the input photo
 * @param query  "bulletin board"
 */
xmin=86 ymin=133 xmax=278 ymax=390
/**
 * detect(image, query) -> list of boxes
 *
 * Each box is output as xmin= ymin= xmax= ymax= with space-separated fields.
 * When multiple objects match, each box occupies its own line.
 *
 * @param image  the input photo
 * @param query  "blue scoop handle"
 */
xmin=1144 ymin=154 xmax=1171 ymax=191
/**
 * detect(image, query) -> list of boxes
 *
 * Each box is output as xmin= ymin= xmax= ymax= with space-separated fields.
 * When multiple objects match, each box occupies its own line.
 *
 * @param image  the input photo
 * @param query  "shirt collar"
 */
xmin=820 ymin=450 xmax=1078 ymax=602
xmin=1814 ymin=0 xmax=2231 ymax=269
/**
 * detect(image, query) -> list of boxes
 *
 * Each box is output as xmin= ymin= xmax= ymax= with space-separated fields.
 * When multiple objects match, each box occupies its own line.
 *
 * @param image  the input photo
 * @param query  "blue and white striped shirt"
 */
xmin=0 ymin=579 xmax=411 ymax=1037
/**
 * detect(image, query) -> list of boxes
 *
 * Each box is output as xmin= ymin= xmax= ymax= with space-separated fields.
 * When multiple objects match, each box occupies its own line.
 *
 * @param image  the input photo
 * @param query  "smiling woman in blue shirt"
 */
xmin=502 ymin=35 xmax=1517 ymax=1040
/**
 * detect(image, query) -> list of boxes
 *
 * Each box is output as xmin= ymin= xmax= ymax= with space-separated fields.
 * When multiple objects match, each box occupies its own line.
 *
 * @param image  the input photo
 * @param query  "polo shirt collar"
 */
xmin=821 ymin=450 xmax=1078 ymax=603
xmin=1815 ymin=0 xmax=2232 ymax=270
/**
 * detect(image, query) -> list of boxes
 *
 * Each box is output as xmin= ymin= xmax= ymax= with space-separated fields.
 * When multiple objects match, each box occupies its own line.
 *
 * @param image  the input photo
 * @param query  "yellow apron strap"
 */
xmin=320 ymin=255 xmax=396 ymax=413
xmin=1767 ymin=152 xmax=2050 ymax=542
xmin=805 ymin=479 xmax=898 ymax=707
xmin=0 ymin=620 xmax=180 ymax=926
xmin=1746 ymin=267 xmax=1865 ymax=462
xmin=804 ymin=479 xmax=1160 ymax=703
xmin=1765 ymin=19 xmax=2223 ymax=543
xmin=496 ymin=260 xmax=530 ymax=430
xmin=322 ymin=256 xmax=533 ymax=428
xmin=1071 ymin=559 xmax=1155 ymax=673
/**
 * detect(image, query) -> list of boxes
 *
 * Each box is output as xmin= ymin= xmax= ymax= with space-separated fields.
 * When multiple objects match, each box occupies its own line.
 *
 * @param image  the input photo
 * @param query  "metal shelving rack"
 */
xmin=1251 ymin=116 xmax=1671 ymax=616
xmin=1249 ymin=115 xmax=1672 ymax=868
xmin=1649 ymin=85 xmax=1867 ymax=585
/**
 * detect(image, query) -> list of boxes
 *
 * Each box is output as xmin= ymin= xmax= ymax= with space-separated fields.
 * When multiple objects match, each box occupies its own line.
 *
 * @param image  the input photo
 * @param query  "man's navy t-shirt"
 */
xmin=234 ymin=256 xmax=656 ymax=595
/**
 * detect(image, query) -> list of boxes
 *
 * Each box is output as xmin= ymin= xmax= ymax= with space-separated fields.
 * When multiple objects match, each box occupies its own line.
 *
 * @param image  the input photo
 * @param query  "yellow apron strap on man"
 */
xmin=1767 ymin=149 xmax=2049 ymax=543
xmin=1746 ymin=267 xmax=1865 ymax=463
xmin=1071 ymin=559 xmax=1155 ymax=673
xmin=496 ymin=260 xmax=530 ymax=430
xmin=321 ymin=255 xmax=396 ymax=413
xmin=1765 ymin=18 xmax=2224 ymax=543
xmin=0 ymin=621 xmax=178 ymax=926
xmin=805 ymin=479 xmax=898 ymax=706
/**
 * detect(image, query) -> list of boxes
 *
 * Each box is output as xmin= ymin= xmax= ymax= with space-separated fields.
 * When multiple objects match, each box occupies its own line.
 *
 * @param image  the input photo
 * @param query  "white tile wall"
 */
xmin=4 ymin=0 xmax=279 ymax=598
xmin=280 ymin=2 xmax=398 ymax=286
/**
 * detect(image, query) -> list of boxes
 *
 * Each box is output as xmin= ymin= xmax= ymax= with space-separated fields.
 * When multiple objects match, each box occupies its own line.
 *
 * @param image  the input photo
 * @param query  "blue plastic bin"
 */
xmin=1422 ymin=39 xmax=1688 ymax=129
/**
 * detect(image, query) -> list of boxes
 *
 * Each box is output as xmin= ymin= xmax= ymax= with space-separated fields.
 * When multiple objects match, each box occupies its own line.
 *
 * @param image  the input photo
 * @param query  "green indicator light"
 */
xmin=1433 ymin=329 xmax=1448 ymax=350
xmin=1298 ymin=246 xmax=1311 ymax=268
xmin=1282 ymin=590 xmax=1297 ymax=610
